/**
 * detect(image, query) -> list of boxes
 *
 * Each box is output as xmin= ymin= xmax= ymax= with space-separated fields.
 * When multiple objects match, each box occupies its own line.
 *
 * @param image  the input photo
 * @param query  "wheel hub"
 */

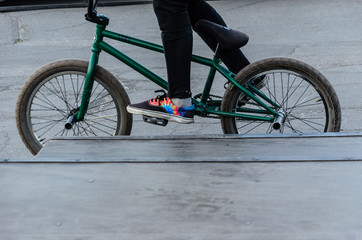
xmin=272 ymin=109 xmax=287 ymax=130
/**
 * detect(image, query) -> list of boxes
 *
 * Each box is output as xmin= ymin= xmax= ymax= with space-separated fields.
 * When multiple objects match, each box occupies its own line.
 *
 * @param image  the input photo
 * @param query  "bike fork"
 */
xmin=65 ymin=24 xmax=105 ymax=130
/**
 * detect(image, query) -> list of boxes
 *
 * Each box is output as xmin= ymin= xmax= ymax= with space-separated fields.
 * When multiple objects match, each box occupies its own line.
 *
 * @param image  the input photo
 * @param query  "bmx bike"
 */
xmin=15 ymin=0 xmax=341 ymax=155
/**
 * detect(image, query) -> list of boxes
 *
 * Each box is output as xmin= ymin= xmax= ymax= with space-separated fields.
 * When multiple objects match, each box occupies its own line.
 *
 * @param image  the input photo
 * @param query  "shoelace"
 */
xmin=153 ymin=90 xmax=168 ymax=105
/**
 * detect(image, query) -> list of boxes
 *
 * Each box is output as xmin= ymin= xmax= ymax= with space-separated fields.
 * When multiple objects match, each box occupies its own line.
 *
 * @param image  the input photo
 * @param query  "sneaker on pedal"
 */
xmin=126 ymin=91 xmax=195 ymax=124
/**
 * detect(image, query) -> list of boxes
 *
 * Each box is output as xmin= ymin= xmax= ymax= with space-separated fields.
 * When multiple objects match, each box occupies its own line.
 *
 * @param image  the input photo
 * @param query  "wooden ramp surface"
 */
xmin=34 ymin=132 xmax=362 ymax=162
xmin=2 ymin=133 xmax=362 ymax=240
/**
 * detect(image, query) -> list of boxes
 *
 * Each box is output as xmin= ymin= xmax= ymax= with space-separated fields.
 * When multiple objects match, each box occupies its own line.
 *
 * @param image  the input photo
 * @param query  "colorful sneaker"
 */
xmin=126 ymin=91 xmax=195 ymax=124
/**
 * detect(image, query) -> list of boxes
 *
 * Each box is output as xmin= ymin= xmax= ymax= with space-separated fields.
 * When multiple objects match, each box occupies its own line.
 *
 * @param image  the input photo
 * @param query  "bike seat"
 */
xmin=194 ymin=20 xmax=249 ymax=50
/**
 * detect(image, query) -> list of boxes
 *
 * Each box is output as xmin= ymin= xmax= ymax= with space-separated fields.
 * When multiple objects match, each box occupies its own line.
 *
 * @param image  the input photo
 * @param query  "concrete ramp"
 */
xmin=2 ymin=133 xmax=362 ymax=239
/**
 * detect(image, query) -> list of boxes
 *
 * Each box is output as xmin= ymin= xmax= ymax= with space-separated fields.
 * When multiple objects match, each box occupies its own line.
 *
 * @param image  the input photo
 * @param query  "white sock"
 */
xmin=171 ymin=98 xmax=192 ymax=108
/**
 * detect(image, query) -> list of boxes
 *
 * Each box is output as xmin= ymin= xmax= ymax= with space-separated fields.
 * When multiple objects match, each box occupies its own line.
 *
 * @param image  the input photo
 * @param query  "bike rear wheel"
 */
xmin=221 ymin=58 xmax=341 ymax=134
xmin=16 ymin=59 xmax=133 ymax=155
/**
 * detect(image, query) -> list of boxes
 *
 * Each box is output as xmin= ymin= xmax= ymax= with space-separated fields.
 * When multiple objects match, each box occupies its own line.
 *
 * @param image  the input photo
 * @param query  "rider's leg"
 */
xmin=126 ymin=0 xmax=195 ymax=124
xmin=153 ymin=0 xmax=250 ymax=97
xmin=154 ymin=0 xmax=193 ymax=102
xmin=188 ymin=0 xmax=250 ymax=74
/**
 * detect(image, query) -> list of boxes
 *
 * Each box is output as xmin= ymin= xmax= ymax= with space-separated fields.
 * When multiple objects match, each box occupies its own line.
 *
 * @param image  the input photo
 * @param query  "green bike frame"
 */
xmin=74 ymin=23 xmax=280 ymax=123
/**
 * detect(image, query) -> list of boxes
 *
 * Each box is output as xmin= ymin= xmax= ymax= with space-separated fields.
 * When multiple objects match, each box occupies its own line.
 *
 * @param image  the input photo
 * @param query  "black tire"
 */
xmin=16 ymin=59 xmax=133 ymax=155
xmin=221 ymin=58 xmax=341 ymax=134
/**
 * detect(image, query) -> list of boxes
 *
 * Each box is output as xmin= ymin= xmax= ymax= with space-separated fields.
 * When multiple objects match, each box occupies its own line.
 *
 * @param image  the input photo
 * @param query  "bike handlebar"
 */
xmin=85 ymin=0 xmax=109 ymax=25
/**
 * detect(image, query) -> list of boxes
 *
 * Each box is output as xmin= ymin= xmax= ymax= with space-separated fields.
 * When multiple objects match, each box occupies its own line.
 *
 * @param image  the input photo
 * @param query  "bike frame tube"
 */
xmin=75 ymin=24 xmax=279 ymax=123
xmin=200 ymin=56 xmax=219 ymax=104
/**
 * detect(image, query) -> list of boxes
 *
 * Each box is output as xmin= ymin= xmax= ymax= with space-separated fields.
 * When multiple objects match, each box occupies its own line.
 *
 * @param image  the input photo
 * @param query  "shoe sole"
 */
xmin=126 ymin=106 xmax=194 ymax=124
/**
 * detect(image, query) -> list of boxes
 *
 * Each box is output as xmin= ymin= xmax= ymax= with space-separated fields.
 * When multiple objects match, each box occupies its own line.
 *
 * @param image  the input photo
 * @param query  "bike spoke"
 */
xmin=88 ymin=99 xmax=116 ymax=111
xmin=85 ymin=119 xmax=117 ymax=132
xmin=82 ymin=120 xmax=115 ymax=136
xmin=49 ymin=77 xmax=72 ymax=111
xmin=288 ymin=114 xmax=325 ymax=131
xmin=33 ymin=117 xmax=66 ymax=140
xmin=88 ymin=106 xmax=117 ymax=116
xmin=86 ymin=113 xmax=118 ymax=123
xmin=77 ymin=121 xmax=95 ymax=136
xmin=34 ymin=90 xmax=68 ymax=116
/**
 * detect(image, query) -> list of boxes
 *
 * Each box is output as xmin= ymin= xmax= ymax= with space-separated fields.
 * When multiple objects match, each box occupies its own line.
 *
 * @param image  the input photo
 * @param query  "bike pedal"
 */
xmin=142 ymin=115 xmax=168 ymax=127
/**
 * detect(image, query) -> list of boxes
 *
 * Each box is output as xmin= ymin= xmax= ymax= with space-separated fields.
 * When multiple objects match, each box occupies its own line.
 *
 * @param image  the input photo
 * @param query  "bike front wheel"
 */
xmin=221 ymin=58 xmax=341 ymax=134
xmin=16 ymin=59 xmax=133 ymax=155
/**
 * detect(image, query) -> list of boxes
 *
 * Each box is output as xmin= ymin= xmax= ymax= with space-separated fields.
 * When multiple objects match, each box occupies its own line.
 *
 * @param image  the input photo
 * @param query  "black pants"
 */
xmin=153 ymin=0 xmax=250 ymax=99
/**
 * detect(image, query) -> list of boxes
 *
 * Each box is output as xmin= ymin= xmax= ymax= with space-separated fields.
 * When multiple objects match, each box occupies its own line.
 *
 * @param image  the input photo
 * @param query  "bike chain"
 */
xmin=194 ymin=91 xmax=260 ymax=120
xmin=194 ymin=93 xmax=224 ymax=119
